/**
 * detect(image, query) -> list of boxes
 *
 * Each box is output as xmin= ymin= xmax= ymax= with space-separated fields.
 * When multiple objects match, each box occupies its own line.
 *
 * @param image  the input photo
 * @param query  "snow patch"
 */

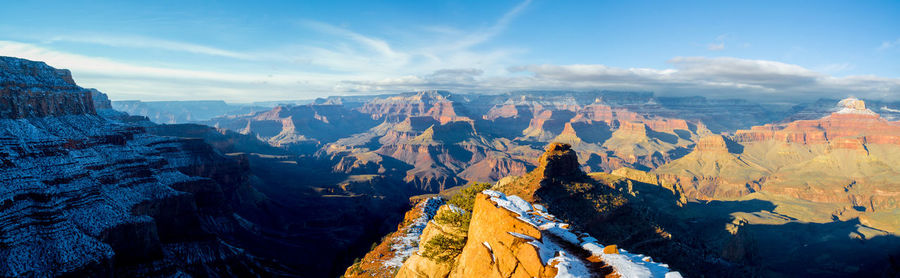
xmin=550 ymin=251 xmax=591 ymax=278
xmin=582 ymin=242 xmax=680 ymax=278
xmin=382 ymin=197 xmax=445 ymax=268
xmin=483 ymin=190 xmax=682 ymax=278
xmin=835 ymin=97 xmax=877 ymax=115
xmin=482 ymin=242 xmax=495 ymax=262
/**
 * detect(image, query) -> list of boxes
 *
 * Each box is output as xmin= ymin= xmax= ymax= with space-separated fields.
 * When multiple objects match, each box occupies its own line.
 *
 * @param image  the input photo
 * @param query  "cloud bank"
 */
xmin=0 ymin=0 xmax=897 ymax=102
xmin=346 ymin=57 xmax=899 ymax=101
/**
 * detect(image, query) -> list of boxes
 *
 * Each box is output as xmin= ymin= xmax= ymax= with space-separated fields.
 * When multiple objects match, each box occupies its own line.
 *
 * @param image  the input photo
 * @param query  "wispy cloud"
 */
xmin=447 ymin=0 xmax=532 ymax=50
xmin=292 ymin=0 xmax=532 ymax=75
xmin=818 ymin=63 xmax=855 ymax=73
xmin=0 ymin=40 xmax=347 ymax=101
xmin=0 ymin=1 xmax=535 ymax=101
xmin=879 ymin=38 xmax=900 ymax=51
xmin=705 ymin=33 xmax=747 ymax=51
xmin=1 ymin=0 xmax=896 ymax=103
xmin=299 ymin=21 xmax=405 ymax=60
xmin=44 ymin=34 xmax=255 ymax=60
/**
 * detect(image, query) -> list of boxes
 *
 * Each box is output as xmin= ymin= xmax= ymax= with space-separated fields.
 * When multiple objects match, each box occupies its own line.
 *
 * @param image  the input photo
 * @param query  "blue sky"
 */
xmin=1 ymin=0 xmax=898 ymax=102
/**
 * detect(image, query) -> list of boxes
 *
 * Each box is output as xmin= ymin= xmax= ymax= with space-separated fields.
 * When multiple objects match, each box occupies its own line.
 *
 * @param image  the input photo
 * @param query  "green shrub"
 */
xmin=433 ymin=208 xmax=471 ymax=231
xmin=421 ymin=234 xmax=466 ymax=263
xmin=420 ymin=182 xmax=490 ymax=264
xmin=447 ymin=182 xmax=491 ymax=212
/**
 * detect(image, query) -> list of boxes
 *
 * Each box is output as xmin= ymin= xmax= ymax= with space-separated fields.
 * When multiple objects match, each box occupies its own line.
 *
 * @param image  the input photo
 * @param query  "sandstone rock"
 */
xmin=694 ymin=135 xmax=729 ymax=152
xmin=450 ymin=194 xmax=552 ymax=278
xmin=603 ymin=245 xmax=619 ymax=254
xmin=536 ymin=143 xmax=582 ymax=179
xmin=735 ymin=98 xmax=900 ymax=146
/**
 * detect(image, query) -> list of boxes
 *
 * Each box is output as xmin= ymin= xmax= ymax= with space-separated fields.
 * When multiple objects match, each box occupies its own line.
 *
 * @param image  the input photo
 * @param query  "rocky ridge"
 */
xmin=0 ymin=57 xmax=95 ymax=118
xmin=348 ymin=143 xmax=683 ymax=278
xmin=0 ymin=56 xmax=297 ymax=276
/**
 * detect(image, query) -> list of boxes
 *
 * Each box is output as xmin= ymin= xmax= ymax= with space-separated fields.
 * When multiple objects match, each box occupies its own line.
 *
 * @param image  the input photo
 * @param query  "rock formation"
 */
xmin=0 ymin=56 xmax=299 ymax=276
xmin=0 ymin=57 xmax=95 ymax=118
xmin=606 ymin=98 xmax=900 ymax=277
xmin=351 ymin=143 xmax=683 ymax=278
xmin=734 ymin=97 xmax=900 ymax=145
xmin=644 ymin=98 xmax=900 ymax=210
xmin=534 ymin=142 xmax=584 ymax=181
xmin=385 ymin=191 xmax=680 ymax=278
xmin=206 ymin=104 xmax=380 ymax=154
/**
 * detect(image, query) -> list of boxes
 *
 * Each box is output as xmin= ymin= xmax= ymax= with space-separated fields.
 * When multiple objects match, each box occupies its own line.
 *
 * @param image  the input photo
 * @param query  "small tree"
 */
xmin=433 ymin=208 xmax=471 ymax=232
xmin=421 ymin=234 xmax=467 ymax=263
xmin=448 ymin=182 xmax=491 ymax=212
xmin=420 ymin=182 xmax=491 ymax=264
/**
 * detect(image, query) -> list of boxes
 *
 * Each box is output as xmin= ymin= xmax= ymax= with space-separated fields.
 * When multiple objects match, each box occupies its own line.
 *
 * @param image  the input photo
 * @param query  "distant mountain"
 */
xmin=611 ymin=97 xmax=900 ymax=277
xmin=784 ymin=97 xmax=900 ymax=122
xmin=209 ymin=90 xmax=740 ymax=194
xmin=112 ymin=100 xmax=268 ymax=124
xmin=648 ymin=97 xmax=900 ymax=211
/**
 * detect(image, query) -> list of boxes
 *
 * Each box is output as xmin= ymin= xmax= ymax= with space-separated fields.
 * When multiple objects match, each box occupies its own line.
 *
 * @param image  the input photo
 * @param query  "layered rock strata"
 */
xmin=0 ymin=57 xmax=287 ymax=276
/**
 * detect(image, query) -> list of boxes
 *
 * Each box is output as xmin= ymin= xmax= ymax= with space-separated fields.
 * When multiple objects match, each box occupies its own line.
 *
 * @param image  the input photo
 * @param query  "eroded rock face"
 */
xmin=0 ymin=57 xmax=288 ymax=276
xmin=536 ymin=143 xmax=582 ymax=179
xmin=387 ymin=191 xmax=679 ymax=278
xmin=449 ymin=194 xmax=555 ymax=278
xmin=206 ymin=104 xmax=380 ymax=154
xmin=693 ymin=135 xmax=731 ymax=152
xmin=89 ymin=89 xmax=112 ymax=110
xmin=208 ymin=90 xmax=716 ymax=197
xmin=735 ymin=98 xmax=900 ymax=146
xmin=357 ymin=90 xmax=468 ymax=124
xmin=0 ymin=56 xmax=96 ymax=118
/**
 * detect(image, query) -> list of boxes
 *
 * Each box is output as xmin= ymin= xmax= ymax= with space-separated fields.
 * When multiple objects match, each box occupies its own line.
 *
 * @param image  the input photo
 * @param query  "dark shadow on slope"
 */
xmin=724 ymin=136 xmax=745 ymax=154
xmin=571 ymin=121 xmax=613 ymax=144
xmin=673 ymin=129 xmax=693 ymax=140
xmin=665 ymin=146 xmax=693 ymax=161
xmin=474 ymin=105 xmax=534 ymax=139
xmin=149 ymin=123 xmax=414 ymax=278
xmin=543 ymin=110 xmax=577 ymax=136
xmin=536 ymin=176 xmax=900 ymax=278
xmin=647 ymin=129 xmax=680 ymax=144
xmin=432 ymin=121 xmax=476 ymax=144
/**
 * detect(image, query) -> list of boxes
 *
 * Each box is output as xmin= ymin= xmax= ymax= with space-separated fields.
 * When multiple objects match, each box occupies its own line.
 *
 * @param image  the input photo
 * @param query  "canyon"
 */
xmin=3 ymin=55 xmax=900 ymax=277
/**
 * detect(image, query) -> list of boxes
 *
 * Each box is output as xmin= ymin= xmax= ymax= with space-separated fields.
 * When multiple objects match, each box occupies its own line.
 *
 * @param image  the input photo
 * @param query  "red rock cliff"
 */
xmin=0 ymin=56 xmax=96 ymax=118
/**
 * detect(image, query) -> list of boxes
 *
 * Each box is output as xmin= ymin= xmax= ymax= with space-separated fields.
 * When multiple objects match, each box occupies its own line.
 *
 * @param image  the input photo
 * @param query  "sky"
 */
xmin=1 ymin=0 xmax=898 ymax=102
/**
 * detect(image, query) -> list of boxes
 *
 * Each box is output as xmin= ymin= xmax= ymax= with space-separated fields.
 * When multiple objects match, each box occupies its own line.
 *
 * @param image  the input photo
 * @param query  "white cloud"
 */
xmin=507 ymin=57 xmax=898 ymax=100
xmin=879 ymin=38 xmax=900 ymax=51
xmin=349 ymin=57 xmax=899 ymax=101
xmin=299 ymin=21 xmax=406 ymax=60
xmin=43 ymin=34 xmax=255 ymax=60
xmin=705 ymin=33 xmax=744 ymax=52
